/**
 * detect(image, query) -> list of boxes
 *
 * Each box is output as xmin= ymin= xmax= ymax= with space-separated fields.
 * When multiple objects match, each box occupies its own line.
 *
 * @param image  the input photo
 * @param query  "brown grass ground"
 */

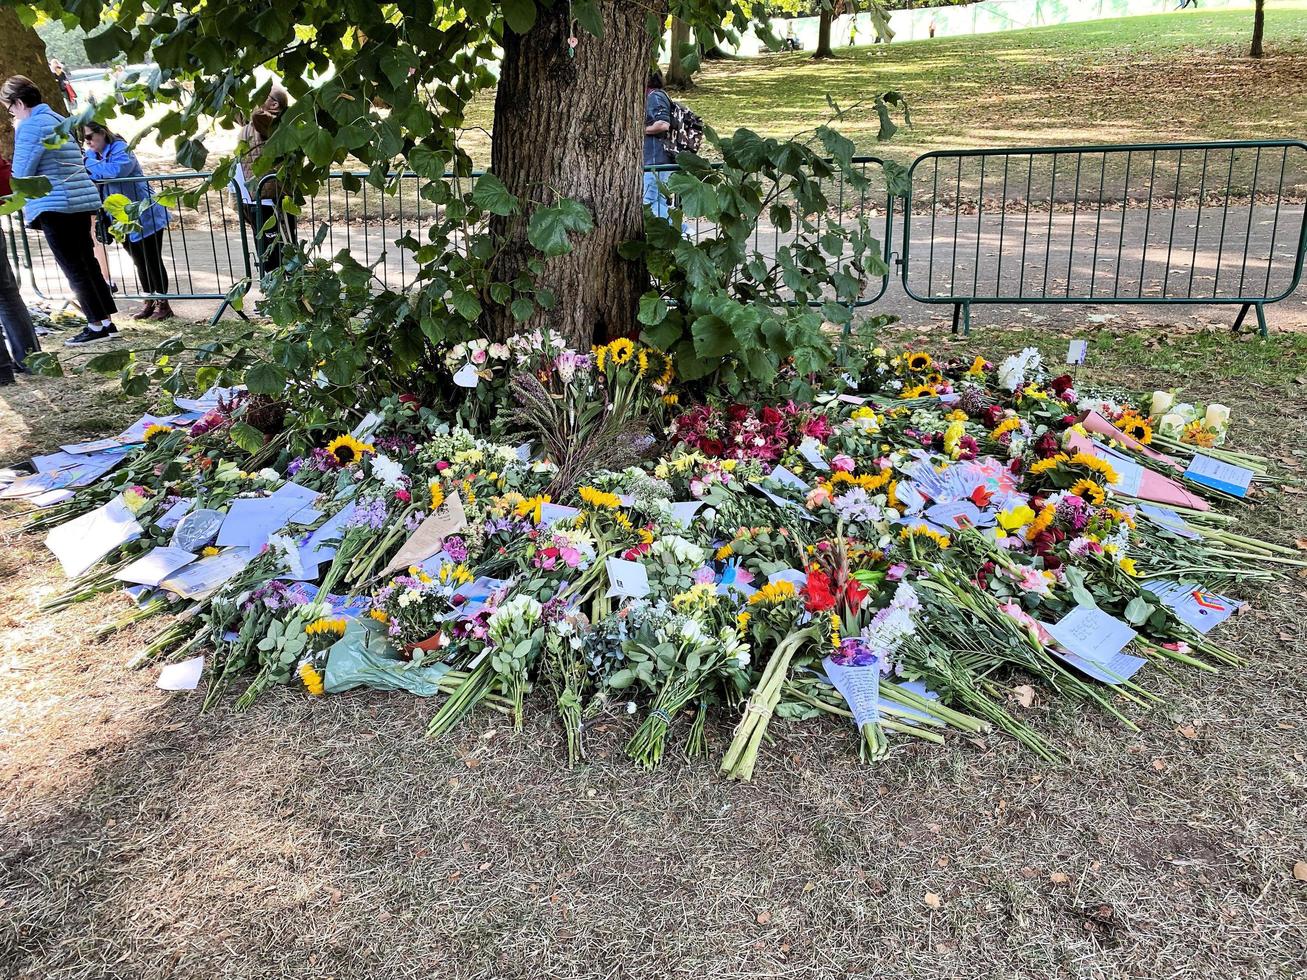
xmin=2 ymin=315 xmax=1306 ymax=979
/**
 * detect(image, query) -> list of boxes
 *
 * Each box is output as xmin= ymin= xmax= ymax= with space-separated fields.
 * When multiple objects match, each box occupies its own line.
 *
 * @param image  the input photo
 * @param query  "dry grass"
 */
xmin=3 ymin=314 xmax=1307 ymax=978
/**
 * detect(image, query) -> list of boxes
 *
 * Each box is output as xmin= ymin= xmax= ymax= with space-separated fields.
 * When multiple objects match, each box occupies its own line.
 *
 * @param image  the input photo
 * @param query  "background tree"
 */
xmin=0 ymin=7 xmax=65 ymax=154
xmin=814 ymin=5 xmax=836 ymax=59
xmin=666 ymin=17 xmax=698 ymax=89
xmin=1251 ymin=0 xmax=1266 ymax=58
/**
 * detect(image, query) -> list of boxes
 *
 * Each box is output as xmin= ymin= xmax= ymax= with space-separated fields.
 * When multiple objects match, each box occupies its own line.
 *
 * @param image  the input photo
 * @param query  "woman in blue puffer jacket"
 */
xmin=84 ymin=122 xmax=174 ymax=320
xmin=2 ymin=74 xmax=119 ymax=345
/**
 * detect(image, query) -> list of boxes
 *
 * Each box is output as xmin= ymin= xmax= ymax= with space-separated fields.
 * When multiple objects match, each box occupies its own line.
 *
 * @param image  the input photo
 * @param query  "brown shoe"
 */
xmin=150 ymin=300 xmax=175 ymax=320
xmin=131 ymin=301 xmax=157 ymax=320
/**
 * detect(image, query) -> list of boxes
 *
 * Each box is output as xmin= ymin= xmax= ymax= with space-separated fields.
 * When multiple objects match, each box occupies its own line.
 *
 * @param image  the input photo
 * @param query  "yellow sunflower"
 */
xmin=900 ymin=383 xmax=936 ymax=399
xmin=429 ymin=481 xmax=446 ymax=511
xmin=578 ymin=485 xmax=622 ymax=510
xmin=900 ymin=525 xmax=951 ymax=549
xmin=1068 ymin=478 xmax=1106 ymax=506
xmin=608 ymin=338 xmax=635 ymax=365
xmin=298 ymin=662 xmax=326 ymax=696
xmin=1118 ymin=413 xmax=1153 ymax=445
xmin=326 ymin=434 xmax=375 ymax=466
xmin=905 ymin=351 xmax=932 ymax=372
xmin=305 ymin=617 xmax=348 ymax=637
xmin=142 ymin=423 xmax=173 ymax=444
xmin=747 ymin=580 xmax=798 ymax=605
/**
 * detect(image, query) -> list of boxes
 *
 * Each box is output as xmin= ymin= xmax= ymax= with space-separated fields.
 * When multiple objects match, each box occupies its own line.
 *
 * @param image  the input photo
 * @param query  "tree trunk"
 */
xmin=1250 ymin=0 xmax=1265 ymax=58
xmin=0 ymin=10 xmax=67 ymax=157
xmin=666 ymin=18 xmax=694 ymax=89
xmin=488 ymin=2 xmax=652 ymax=346
xmin=814 ymin=11 xmax=835 ymax=59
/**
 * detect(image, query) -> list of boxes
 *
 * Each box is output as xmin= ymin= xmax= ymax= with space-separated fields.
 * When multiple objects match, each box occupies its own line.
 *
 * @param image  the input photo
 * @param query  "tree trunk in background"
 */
xmin=1250 ymin=0 xmax=1265 ymax=58
xmin=814 ymin=11 xmax=835 ymax=59
xmin=0 ymin=10 xmax=67 ymax=156
xmin=666 ymin=18 xmax=694 ymax=89
xmin=488 ymin=2 xmax=654 ymax=346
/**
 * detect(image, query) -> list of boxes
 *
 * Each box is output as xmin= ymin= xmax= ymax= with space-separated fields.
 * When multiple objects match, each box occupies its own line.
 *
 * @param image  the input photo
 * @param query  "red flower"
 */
xmin=1049 ymin=374 xmax=1074 ymax=396
xmin=399 ymin=393 xmax=422 ymax=411
xmin=700 ymin=438 xmax=725 ymax=457
xmin=970 ymin=484 xmax=994 ymax=508
xmin=726 ymin=404 xmax=751 ymax=423
xmin=801 ymin=415 xmax=833 ymax=441
xmin=843 ymin=577 xmax=868 ymax=608
xmin=1033 ymin=433 xmax=1061 ymax=459
xmin=760 ymin=406 xmax=783 ymax=426
xmin=803 ymin=567 xmax=837 ymax=612
xmin=395 ymin=488 xmax=411 ymax=503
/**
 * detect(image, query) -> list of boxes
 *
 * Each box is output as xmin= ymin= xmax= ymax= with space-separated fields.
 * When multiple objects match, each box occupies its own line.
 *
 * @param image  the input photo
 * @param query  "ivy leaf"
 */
xmin=501 ymin=0 xmax=537 ymax=34
xmin=471 ymin=172 xmax=520 ymax=216
xmin=690 ymin=315 xmax=735 ymax=359
xmin=84 ymin=24 xmax=132 ymax=64
xmin=510 ymin=297 xmax=535 ymax=322
xmin=573 ymin=0 xmax=604 ymax=36
xmin=229 ymin=421 xmax=266 ymax=454
xmin=450 ymin=289 xmax=481 ymax=321
xmin=526 ymin=200 xmax=593 ymax=256
xmin=176 ymin=137 xmax=208 ymax=171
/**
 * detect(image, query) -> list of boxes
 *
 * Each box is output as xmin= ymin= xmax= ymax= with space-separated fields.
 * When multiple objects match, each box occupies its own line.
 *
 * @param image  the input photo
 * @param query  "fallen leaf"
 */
xmin=1177 ymin=724 xmax=1198 ymax=740
xmin=1293 ymin=861 xmax=1307 ymax=882
xmin=923 ymin=892 xmax=942 ymax=909
xmin=1011 ymin=684 xmax=1036 ymax=708
xmin=1296 ymin=539 xmax=1307 ymax=551
xmin=935 ymin=856 xmax=950 ymax=868
xmin=1020 ymin=866 xmax=1039 ymax=879
xmin=755 ymin=910 xmax=772 ymax=925
xmin=1151 ymin=757 xmax=1166 ymax=771
xmin=803 ymin=881 xmax=816 ymax=893
xmin=1050 ymin=871 xmax=1070 ymax=884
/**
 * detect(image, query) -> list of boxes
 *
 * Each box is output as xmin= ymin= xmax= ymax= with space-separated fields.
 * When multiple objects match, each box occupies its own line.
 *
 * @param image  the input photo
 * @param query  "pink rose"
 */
xmin=830 ymin=454 xmax=855 ymax=473
xmin=471 ymin=348 xmax=488 ymax=365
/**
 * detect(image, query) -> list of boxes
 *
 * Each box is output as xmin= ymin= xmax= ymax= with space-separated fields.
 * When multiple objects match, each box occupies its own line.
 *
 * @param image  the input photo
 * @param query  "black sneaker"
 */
xmin=106 ymin=321 xmax=120 ymax=335
xmin=64 ymin=325 xmax=116 ymax=346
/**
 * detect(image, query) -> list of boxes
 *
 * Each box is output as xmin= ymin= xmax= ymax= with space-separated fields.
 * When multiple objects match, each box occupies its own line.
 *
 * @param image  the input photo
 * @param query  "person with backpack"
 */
xmin=643 ymin=70 xmax=675 ymax=220
xmin=2 ymin=74 xmax=120 ymax=346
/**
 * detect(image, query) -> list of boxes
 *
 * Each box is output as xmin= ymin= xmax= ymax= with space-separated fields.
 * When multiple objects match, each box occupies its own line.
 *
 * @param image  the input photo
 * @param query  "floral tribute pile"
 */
xmin=3 ymin=334 xmax=1300 ymax=775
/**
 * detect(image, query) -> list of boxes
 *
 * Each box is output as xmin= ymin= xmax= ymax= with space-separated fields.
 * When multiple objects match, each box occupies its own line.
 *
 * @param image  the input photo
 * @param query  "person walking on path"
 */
xmin=83 ymin=122 xmax=174 ymax=320
xmin=0 ymin=155 xmax=41 ymax=384
xmin=643 ymin=71 xmax=674 ymax=221
xmin=2 ymin=75 xmax=120 ymax=346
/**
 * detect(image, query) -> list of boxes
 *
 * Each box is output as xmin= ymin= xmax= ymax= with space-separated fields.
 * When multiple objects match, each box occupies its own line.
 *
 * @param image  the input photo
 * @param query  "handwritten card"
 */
xmin=604 ymin=557 xmax=650 ymax=599
xmin=381 ymin=493 xmax=468 ymax=577
xmin=45 ymin=496 xmax=143 ymax=579
xmin=925 ymin=500 xmax=985 ymax=531
xmin=538 ymin=503 xmax=581 ymax=525
xmin=60 ymin=437 xmax=127 ymax=455
xmin=1184 ymin=454 xmax=1253 ymax=498
xmin=215 ymin=497 xmax=302 ymax=551
xmin=1138 ymin=503 xmax=1199 ymax=540
xmin=1045 ymin=606 xmax=1144 ymax=684
xmin=1142 ymin=579 xmax=1240 ymax=634
xmin=159 ymin=548 xmax=250 ymax=600
xmin=452 ymin=363 xmax=480 ymax=388
xmin=1092 ymin=442 xmax=1144 ymax=497
xmin=823 ymin=657 xmax=882 ymax=729
xmin=115 ymin=546 xmax=197 ymax=587
xmin=748 ymin=483 xmax=817 ymax=522
xmin=769 ymin=465 xmax=807 ymax=491
xmin=351 ymin=411 xmax=382 ymax=441
xmin=665 ymin=501 xmax=703 ymax=526
xmin=155 ymin=498 xmax=194 ymax=531
xmin=1066 ymin=339 xmax=1088 ymax=365
xmin=798 ymin=438 xmax=830 ymax=472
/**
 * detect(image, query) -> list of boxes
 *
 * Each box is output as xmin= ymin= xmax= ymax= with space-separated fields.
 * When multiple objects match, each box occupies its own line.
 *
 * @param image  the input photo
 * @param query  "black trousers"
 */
xmin=0 ymin=233 xmax=39 ymax=370
xmin=241 ymin=203 xmax=298 ymax=275
xmin=34 ymin=210 xmax=118 ymax=322
xmin=123 ymin=231 xmax=169 ymax=294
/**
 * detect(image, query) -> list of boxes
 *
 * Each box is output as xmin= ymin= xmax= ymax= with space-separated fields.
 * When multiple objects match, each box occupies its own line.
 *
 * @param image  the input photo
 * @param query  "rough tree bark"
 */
xmin=666 ymin=18 xmax=694 ymax=89
xmin=0 ymin=10 xmax=67 ymax=156
xmin=1250 ymin=0 xmax=1265 ymax=58
xmin=488 ymin=1 xmax=654 ymax=347
xmin=814 ymin=11 xmax=835 ymax=59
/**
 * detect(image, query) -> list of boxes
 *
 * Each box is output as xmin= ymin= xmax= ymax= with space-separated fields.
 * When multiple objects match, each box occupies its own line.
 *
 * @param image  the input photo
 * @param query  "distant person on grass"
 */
xmin=2 ymin=74 xmax=120 ymax=346
xmin=643 ymin=70 xmax=674 ymax=220
xmin=0 ymin=156 xmax=40 ymax=386
xmin=83 ymin=122 xmax=175 ymax=321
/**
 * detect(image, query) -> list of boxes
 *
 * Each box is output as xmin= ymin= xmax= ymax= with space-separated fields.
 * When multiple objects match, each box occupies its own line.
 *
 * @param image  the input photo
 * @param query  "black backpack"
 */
xmin=665 ymin=99 xmax=704 ymax=156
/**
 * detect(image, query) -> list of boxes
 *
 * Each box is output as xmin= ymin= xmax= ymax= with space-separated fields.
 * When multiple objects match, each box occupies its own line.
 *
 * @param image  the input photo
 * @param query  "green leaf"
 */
xmin=85 ymin=349 xmax=132 ymax=374
xmin=22 ymin=351 xmax=63 ymax=377
xmin=573 ymin=0 xmax=604 ymax=36
xmin=1123 ymin=596 xmax=1154 ymax=626
xmin=526 ymin=199 xmax=592 ymax=257
xmin=637 ymin=292 xmax=668 ymax=326
xmin=244 ymin=361 xmax=286 ymax=395
xmin=304 ymin=129 xmax=336 ymax=168
xmin=10 ymin=175 xmax=51 ymax=199
xmin=690 ymin=315 xmax=735 ymax=359
xmin=450 ymin=289 xmax=481 ymax=321
xmin=471 ymin=172 xmax=520 ymax=216
xmin=84 ymin=24 xmax=132 ymax=64
xmin=501 ymin=0 xmax=537 ymax=34
xmin=510 ymin=297 xmax=534 ymax=322
xmin=176 ymin=137 xmax=208 ymax=171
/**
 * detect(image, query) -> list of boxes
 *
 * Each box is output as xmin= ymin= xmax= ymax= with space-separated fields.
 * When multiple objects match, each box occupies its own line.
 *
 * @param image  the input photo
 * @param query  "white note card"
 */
xmin=115 ymin=546 xmax=197 ymax=587
xmin=1184 ymin=454 xmax=1253 ymax=498
xmin=1067 ymin=339 xmax=1088 ymax=365
xmin=45 ymin=496 xmax=143 ymax=579
xmin=604 ymin=557 xmax=650 ymax=599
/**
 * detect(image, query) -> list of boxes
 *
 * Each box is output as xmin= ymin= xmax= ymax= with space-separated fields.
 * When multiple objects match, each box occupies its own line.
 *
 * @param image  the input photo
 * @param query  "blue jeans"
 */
xmin=0 ymin=230 xmax=38 ymax=371
xmin=643 ymin=172 xmax=670 ymax=220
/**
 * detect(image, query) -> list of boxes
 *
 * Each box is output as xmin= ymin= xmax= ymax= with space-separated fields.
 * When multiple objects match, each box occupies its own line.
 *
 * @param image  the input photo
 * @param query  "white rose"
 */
xmin=1158 ymin=412 xmax=1186 ymax=437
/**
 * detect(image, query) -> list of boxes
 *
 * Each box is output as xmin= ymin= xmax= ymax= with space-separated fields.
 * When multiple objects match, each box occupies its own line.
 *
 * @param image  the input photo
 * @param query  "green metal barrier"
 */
xmin=900 ymin=140 xmax=1307 ymax=337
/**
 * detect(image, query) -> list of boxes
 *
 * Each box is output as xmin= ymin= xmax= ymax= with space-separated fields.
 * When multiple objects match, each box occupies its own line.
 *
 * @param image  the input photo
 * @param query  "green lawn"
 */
xmin=463 ymin=4 xmax=1307 ymax=164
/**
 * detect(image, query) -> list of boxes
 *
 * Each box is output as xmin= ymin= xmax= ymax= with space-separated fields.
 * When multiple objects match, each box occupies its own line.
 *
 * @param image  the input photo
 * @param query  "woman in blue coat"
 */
xmin=2 ymin=74 xmax=119 ymax=345
xmin=84 ymin=122 xmax=174 ymax=320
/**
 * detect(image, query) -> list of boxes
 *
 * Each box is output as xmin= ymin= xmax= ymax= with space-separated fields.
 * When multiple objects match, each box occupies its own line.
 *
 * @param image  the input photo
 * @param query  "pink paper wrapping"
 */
xmin=1065 ymin=431 xmax=1210 ymax=512
xmin=1079 ymin=411 xmax=1182 ymax=471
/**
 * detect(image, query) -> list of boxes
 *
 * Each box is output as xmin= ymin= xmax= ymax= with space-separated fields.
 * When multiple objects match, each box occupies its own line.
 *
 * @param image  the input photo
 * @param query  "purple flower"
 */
xmin=345 ymin=495 xmax=388 ymax=532
xmin=287 ymin=457 xmax=303 ymax=476
xmin=444 ymin=535 xmax=469 ymax=562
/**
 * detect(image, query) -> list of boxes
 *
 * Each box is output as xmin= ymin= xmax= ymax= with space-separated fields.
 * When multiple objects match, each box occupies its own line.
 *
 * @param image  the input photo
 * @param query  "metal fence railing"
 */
xmin=9 ymin=172 xmax=255 ymax=323
xmin=900 ymin=140 xmax=1307 ymax=336
xmin=8 ymin=141 xmax=1307 ymax=337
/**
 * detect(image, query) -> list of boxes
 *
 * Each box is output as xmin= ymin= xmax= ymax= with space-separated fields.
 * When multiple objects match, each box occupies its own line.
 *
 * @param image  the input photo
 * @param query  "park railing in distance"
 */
xmin=900 ymin=140 xmax=1307 ymax=336
xmin=7 ymin=172 xmax=255 ymax=324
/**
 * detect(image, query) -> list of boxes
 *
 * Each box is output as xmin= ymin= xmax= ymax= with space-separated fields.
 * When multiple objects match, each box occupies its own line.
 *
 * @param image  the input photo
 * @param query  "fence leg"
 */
xmin=208 ymin=299 xmax=249 ymax=326
xmin=1254 ymin=302 xmax=1268 ymax=339
xmin=950 ymin=301 xmax=972 ymax=337
xmin=1231 ymin=302 xmax=1252 ymax=334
